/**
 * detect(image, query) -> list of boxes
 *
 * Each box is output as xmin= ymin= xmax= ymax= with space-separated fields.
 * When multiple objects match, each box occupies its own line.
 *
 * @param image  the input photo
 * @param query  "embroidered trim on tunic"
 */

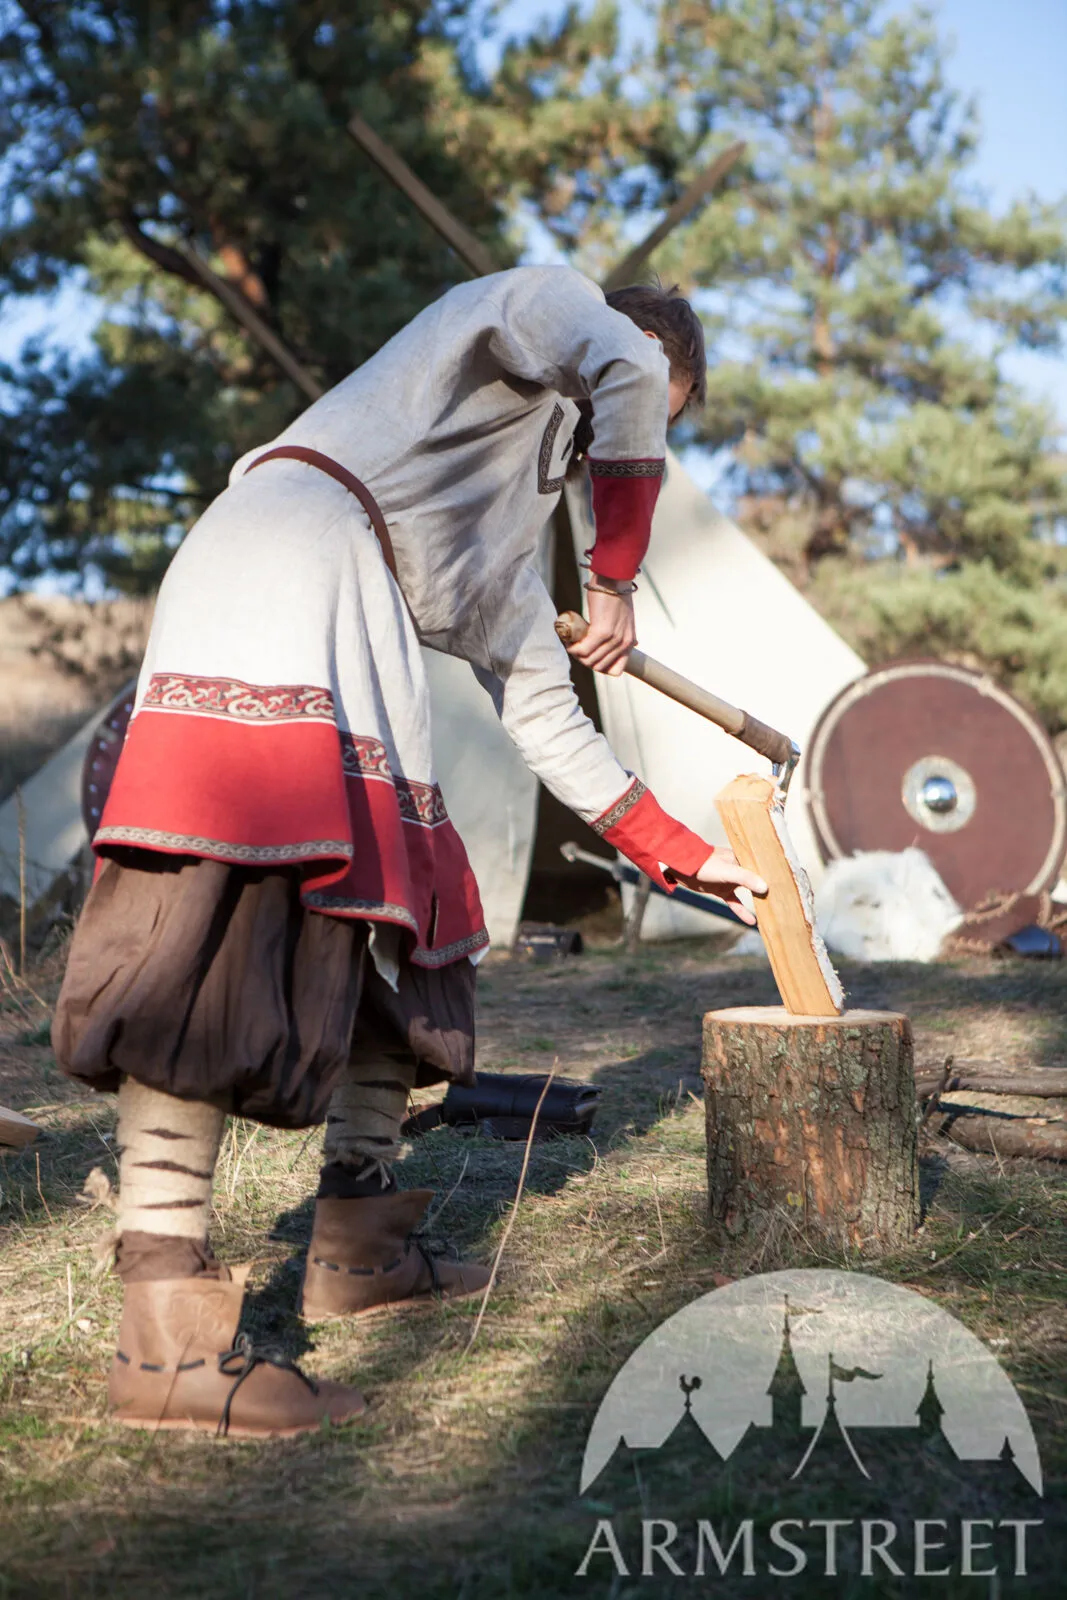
xmin=537 ymin=403 xmax=568 ymax=495
xmin=303 ymin=896 xmax=489 ymax=966
xmin=140 ymin=673 xmax=336 ymax=723
xmin=591 ymin=777 xmax=647 ymax=835
xmin=413 ymin=928 xmax=491 ymax=966
xmin=338 ymin=732 xmax=392 ymax=781
xmin=338 ymin=733 xmax=449 ymax=827
xmin=94 ymin=825 xmax=352 ymax=862
xmin=588 ymin=458 xmax=665 ymax=479
xmin=303 ymin=892 xmax=419 ymax=930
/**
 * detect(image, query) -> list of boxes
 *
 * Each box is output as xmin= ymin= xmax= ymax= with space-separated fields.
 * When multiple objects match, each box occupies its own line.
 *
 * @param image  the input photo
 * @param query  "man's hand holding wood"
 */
xmin=668 ymin=851 xmax=768 ymax=926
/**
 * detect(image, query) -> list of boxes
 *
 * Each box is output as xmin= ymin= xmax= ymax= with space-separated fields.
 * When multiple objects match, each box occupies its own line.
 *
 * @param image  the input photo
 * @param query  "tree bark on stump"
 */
xmin=702 ymin=1008 xmax=918 ymax=1254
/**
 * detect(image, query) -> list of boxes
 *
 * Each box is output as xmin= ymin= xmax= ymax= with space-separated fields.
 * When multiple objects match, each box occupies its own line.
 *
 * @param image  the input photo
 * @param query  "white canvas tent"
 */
xmin=0 ymin=712 xmax=98 ymax=911
xmin=0 ymin=454 xmax=864 ymax=947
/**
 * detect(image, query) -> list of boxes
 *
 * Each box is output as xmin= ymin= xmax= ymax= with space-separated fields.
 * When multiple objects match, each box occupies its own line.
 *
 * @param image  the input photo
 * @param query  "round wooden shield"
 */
xmin=81 ymin=681 xmax=136 ymax=838
xmin=805 ymin=662 xmax=1067 ymax=911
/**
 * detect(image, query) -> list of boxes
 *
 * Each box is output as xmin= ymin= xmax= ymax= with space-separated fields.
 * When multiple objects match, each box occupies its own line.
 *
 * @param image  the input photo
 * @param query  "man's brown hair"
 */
xmin=606 ymin=282 xmax=707 ymax=408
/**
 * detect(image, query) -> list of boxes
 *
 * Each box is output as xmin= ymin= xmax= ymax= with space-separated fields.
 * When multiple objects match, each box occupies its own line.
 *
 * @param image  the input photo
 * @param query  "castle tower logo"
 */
xmin=577 ymin=1270 xmax=1044 ymax=1582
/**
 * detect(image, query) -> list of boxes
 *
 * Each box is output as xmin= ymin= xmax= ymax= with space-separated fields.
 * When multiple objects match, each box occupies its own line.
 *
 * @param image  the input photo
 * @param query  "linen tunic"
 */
xmin=95 ymin=267 xmax=710 ymax=967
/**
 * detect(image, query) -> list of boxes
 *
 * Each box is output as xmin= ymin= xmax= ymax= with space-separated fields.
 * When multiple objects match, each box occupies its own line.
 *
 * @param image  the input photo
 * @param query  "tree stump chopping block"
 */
xmin=702 ymin=1008 xmax=918 ymax=1255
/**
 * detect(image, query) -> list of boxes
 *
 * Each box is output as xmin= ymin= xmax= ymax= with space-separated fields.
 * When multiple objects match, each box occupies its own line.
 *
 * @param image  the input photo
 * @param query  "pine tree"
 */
xmin=4 ymin=1 xmax=1066 ymax=731
xmin=642 ymin=0 xmax=1067 ymax=721
xmin=0 ymin=1 xmax=513 ymax=588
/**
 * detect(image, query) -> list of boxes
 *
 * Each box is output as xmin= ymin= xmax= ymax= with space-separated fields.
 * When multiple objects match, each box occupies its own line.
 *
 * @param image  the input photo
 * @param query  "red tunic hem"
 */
xmin=95 ymin=674 xmax=488 ymax=969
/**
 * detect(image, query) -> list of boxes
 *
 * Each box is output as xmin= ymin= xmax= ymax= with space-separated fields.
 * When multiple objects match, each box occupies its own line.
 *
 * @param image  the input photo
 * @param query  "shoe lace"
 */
xmin=409 ymin=1232 xmax=458 ymax=1295
xmin=215 ymin=1331 xmax=319 ymax=1437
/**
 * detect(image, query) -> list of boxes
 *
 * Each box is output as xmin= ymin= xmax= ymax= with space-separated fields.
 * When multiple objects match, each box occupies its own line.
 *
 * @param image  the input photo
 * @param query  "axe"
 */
xmin=553 ymin=611 xmax=800 ymax=790
xmin=554 ymin=609 xmax=844 ymax=1015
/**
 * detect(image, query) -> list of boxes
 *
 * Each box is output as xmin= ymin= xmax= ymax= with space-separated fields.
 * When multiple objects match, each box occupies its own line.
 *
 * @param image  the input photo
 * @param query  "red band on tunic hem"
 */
xmin=96 ymin=676 xmax=487 ymax=966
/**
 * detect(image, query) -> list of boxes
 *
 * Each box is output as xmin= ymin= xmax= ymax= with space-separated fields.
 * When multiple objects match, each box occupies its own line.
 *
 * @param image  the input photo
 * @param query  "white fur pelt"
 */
xmin=815 ymin=848 xmax=963 ymax=963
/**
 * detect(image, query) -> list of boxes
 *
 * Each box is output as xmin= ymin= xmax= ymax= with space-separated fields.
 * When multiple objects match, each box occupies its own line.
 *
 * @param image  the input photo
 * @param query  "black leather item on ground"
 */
xmin=513 ymin=923 xmax=584 ymax=961
xmin=402 ymin=1071 xmax=601 ymax=1141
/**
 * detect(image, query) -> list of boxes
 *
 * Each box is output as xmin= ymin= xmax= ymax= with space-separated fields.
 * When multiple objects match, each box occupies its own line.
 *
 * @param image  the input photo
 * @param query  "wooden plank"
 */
xmin=0 ymin=1103 xmax=41 ymax=1151
xmin=715 ymin=772 xmax=844 ymax=1016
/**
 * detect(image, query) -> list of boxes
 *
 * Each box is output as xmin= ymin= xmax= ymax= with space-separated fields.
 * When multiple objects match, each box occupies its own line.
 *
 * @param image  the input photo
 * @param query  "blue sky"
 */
xmin=492 ymin=0 xmax=1067 ymax=425
xmin=2 ymin=0 xmax=1065 ymax=422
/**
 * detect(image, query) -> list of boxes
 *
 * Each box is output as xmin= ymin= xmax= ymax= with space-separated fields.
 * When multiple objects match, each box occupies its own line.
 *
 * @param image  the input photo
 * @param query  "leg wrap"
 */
xmin=321 ymin=1047 xmax=418 ymax=1176
xmin=116 ymin=1078 xmax=225 ymax=1243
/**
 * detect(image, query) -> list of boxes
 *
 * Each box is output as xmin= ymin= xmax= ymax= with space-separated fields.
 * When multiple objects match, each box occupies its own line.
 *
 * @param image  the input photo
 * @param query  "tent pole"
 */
xmin=347 ymin=114 xmax=499 ymax=279
xmin=601 ymin=142 xmax=745 ymax=292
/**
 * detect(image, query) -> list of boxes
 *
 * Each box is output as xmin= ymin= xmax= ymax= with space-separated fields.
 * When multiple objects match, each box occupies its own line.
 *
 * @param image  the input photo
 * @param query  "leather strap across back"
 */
xmin=248 ymin=445 xmax=400 ymax=583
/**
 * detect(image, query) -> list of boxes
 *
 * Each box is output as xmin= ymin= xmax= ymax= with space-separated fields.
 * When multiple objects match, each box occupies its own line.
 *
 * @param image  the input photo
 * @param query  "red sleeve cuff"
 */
xmin=592 ymin=778 xmax=711 ymax=890
xmin=587 ymin=459 xmax=665 ymax=581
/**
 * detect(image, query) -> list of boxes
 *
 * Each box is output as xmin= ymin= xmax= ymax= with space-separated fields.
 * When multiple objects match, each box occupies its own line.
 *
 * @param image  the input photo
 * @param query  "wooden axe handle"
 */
xmin=555 ymin=610 xmax=795 ymax=767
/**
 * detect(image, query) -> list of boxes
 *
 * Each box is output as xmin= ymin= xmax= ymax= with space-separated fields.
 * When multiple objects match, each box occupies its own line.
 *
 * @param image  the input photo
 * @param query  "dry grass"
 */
xmin=0 ymin=942 xmax=1065 ymax=1598
xmin=0 ymin=595 xmax=152 ymax=802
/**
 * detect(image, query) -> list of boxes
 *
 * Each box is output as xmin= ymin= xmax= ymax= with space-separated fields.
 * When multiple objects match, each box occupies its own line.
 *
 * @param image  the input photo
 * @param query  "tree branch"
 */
xmin=119 ymin=218 xmax=205 ymax=292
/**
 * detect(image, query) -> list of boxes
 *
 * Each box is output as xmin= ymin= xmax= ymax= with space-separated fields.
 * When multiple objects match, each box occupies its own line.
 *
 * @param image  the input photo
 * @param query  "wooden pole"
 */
xmin=702 ymin=1007 xmax=919 ymax=1254
xmin=624 ymin=871 xmax=652 ymax=952
xmin=601 ymin=142 xmax=746 ymax=292
xmin=16 ymin=786 xmax=26 ymax=975
xmin=347 ymin=114 xmax=499 ymax=280
xmin=177 ymin=243 xmax=325 ymax=402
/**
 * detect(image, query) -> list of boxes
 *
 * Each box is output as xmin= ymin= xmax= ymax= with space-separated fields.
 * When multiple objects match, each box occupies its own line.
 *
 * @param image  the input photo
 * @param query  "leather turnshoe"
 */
xmin=300 ymin=1189 xmax=491 ymax=1321
xmin=109 ymin=1267 xmax=366 ymax=1436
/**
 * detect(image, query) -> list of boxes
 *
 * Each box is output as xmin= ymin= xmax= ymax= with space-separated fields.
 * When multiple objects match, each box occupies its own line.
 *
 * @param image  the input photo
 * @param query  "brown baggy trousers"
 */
xmin=53 ymin=850 xmax=477 ymax=1130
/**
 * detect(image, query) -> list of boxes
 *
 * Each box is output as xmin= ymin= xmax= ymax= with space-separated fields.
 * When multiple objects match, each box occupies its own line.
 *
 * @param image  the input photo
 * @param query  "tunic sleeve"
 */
xmin=460 ymin=565 xmax=711 ymax=890
xmin=485 ymin=268 xmax=669 ymax=581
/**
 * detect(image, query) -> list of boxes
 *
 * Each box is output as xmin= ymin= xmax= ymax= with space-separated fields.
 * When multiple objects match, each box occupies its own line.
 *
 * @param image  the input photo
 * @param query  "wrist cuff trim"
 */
xmin=593 ymin=777 xmax=712 ymax=889
xmin=588 ymin=461 xmax=664 ymax=581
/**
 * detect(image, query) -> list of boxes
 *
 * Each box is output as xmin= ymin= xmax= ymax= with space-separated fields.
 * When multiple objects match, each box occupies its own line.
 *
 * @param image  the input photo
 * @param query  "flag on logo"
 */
xmin=830 ymin=1361 xmax=882 ymax=1383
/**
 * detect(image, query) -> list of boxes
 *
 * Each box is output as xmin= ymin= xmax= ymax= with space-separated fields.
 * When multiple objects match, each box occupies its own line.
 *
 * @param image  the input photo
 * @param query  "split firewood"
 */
xmin=0 ymin=1103 xmax=41 ymax=1151
xmin=715 ymin=774 xmax=844 ymax=1017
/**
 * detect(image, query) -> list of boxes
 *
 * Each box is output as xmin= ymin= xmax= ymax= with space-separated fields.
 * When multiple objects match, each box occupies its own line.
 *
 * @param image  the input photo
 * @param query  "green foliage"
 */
xmin=481 ymin=0 xmax=1067 ymax=715
xmin=0 ymin=0 xmax=513 ymax=587
xmin=809 ymin=557 xmax=1067 ymax=731
xmin=637 ymin=0 xmax=1067 ymax=576
xmin=2 ymin=0 xmax=1066 ymax=737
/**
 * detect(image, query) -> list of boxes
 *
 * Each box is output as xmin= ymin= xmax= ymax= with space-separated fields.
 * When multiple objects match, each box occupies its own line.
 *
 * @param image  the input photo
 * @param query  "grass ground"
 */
xmin=1 ymin=937 xmax=1064 ymax=1599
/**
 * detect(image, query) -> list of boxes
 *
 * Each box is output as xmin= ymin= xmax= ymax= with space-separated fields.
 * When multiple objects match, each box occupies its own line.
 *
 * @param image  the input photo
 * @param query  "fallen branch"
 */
xmin=916 ymin=1063 xmax=1067 ymax=1099
xmin=934 ymin=1110 xmax=1067 ymax=1162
